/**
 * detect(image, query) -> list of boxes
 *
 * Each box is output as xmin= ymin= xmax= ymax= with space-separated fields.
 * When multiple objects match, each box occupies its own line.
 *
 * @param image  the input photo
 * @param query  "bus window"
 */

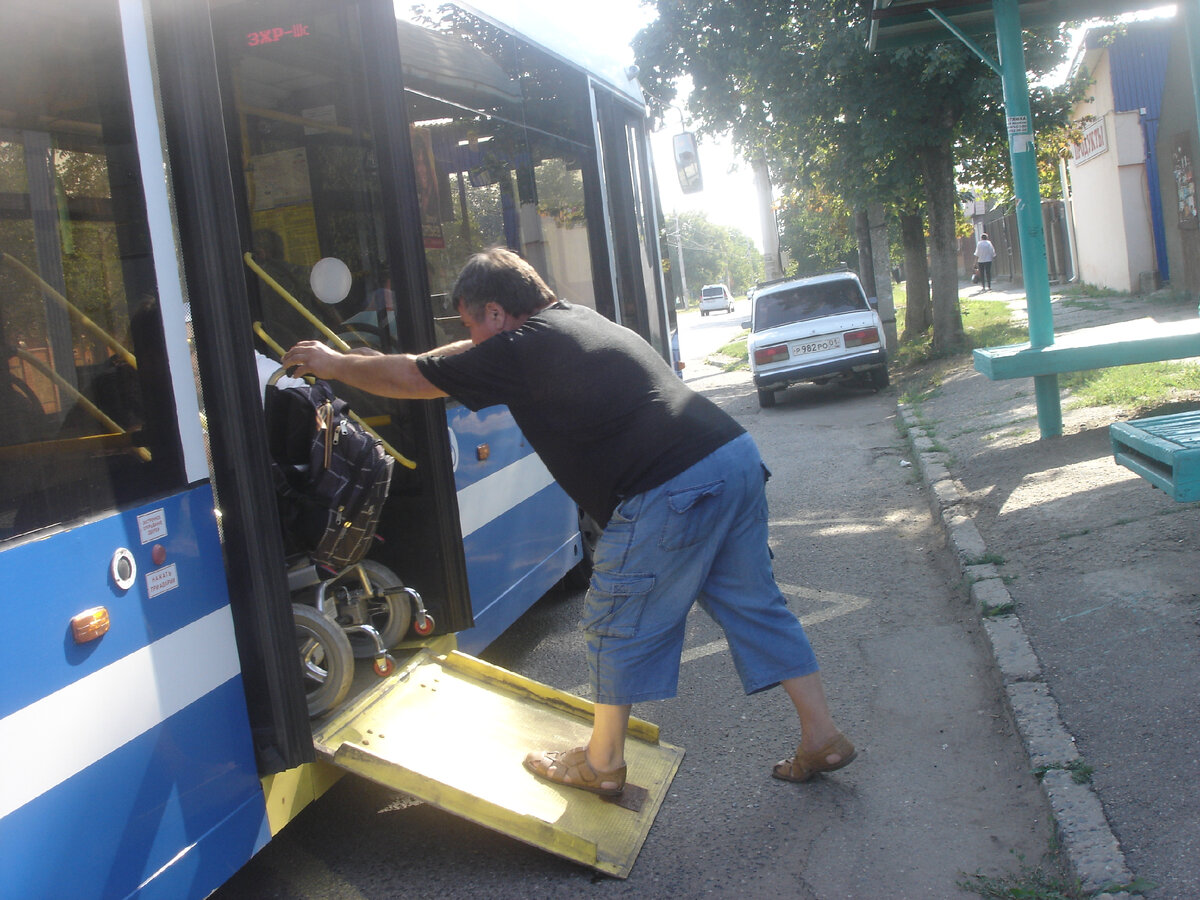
xmin=0 ymin=0 xmax=185 ymax=543
xmin=397 ymin=7 xmax=598 ymax=314
xmin=223 ymin=6 xmax=394 ymax=355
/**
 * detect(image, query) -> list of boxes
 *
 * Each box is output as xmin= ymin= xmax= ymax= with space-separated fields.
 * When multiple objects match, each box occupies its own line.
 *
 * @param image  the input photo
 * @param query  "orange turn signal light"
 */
xmin=71 ymin=607 xmax=111 ymax=644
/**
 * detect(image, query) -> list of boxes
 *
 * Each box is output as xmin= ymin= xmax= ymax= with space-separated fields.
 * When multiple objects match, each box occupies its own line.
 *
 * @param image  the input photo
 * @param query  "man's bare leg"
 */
xmin=782 ymin=672 xmax=850 ymax=765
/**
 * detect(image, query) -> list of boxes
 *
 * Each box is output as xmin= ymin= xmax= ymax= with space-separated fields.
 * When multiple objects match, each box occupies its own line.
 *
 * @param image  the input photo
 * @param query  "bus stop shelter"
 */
xmin=868 ymin=0 xmax=1200 ymax=438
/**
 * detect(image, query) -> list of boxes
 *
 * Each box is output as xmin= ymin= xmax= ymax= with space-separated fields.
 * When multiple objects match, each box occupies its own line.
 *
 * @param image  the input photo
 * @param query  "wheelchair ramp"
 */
xmin=312 ymin=649 xmax=683 ymax=878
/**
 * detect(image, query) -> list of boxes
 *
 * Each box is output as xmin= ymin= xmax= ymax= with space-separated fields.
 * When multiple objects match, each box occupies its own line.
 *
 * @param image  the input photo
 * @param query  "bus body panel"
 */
xmin=0 ymin=487 xmax=267 ymax=900
xmin=446 ymin=403 xmax=580 ymax=652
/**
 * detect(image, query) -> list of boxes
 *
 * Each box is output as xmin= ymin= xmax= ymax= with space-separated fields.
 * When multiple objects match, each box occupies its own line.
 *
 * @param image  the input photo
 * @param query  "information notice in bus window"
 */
xmin=252 ymin=148 xmax=314 ymax=210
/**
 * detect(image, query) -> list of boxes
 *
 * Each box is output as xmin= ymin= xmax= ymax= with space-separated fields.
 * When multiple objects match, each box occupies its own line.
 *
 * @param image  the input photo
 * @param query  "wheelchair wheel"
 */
xmin=293 ymin=603 xmax=354 ymax=718
xmin=344 ymin=560 xmax=412 ymax=659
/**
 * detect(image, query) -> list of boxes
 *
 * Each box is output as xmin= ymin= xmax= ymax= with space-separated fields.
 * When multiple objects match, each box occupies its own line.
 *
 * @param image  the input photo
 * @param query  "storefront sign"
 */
xmin=1071 ymin=120 xmax=1108 ymax=165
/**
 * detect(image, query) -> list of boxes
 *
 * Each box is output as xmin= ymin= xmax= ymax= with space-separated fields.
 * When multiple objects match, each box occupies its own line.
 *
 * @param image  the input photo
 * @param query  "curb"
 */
xmin=897 ymin=401 xmax=1142 ymax=900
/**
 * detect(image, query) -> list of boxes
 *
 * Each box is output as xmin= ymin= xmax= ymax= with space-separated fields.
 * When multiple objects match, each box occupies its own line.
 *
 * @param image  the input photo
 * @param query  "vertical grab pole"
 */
xmin=993 ymin=0 xmax=1062 ymax=437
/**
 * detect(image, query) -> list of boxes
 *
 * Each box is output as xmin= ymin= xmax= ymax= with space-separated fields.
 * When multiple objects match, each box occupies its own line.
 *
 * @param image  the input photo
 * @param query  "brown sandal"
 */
xmin=523 ymin=746 xmax=626 ymax=797
xmin=772 ymin=733 xmax=857 ymax=782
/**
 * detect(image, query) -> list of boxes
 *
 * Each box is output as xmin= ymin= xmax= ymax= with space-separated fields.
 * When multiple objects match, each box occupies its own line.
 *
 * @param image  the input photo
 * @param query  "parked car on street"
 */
xmin=699 ymin=283 xmax=735 ymax=315
xmin=746 ymin=271 xmax=888 ymax=408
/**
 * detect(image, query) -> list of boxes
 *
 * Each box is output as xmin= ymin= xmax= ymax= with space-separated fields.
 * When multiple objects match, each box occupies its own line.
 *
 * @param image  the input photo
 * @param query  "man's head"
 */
xmin=981 ymin=233 xmax=989 ymax=241
xmin=451 ymin=248 xmax=557 ymax=344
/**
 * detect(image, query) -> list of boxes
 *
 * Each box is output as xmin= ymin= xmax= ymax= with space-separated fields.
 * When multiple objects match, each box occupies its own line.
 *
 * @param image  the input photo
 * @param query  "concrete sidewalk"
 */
xmin=898 ymin=280 xmax=1200 ymax=900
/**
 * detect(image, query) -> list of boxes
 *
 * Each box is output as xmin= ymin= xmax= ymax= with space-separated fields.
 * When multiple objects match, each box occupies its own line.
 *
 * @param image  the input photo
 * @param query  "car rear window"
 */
xmin=753 ymin=280 xmax=867 ymax=331
xmin=702 ymin=286 xmax=725 ymax=299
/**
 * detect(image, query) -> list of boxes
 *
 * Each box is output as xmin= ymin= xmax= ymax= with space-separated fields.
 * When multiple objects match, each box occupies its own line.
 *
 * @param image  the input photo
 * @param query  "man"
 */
xmin=282 ymin=248 xmax=854 ymax=796
xmin=974 ymin=232 xmax=996 ymax=291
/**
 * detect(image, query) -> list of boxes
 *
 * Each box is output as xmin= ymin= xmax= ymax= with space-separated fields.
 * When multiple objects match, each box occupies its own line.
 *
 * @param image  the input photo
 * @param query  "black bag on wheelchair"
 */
xmin=264 ymin=375 xmax=393 ymax=569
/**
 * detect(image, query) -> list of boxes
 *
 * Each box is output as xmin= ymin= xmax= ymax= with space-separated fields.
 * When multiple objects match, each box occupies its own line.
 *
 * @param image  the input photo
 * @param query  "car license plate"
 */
xmin=791 ymin=335 xmax=841 ymax=356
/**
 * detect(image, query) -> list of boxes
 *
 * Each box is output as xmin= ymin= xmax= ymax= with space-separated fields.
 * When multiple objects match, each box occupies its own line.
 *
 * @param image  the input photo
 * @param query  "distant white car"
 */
xmin=746 ymin=271 xmax=888 ymax=408
xmin=698 ymin=283 xmax=735 ymax=316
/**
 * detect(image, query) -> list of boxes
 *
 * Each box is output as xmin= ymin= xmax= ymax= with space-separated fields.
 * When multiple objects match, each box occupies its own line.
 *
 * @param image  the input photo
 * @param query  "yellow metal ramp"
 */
xmin=311 ymin=649 xmax=684 ymax=878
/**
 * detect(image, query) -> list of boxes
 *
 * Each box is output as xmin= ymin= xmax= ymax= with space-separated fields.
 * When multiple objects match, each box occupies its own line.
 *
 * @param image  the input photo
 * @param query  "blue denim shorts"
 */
xmin=582 ymin=432 xmax=820 ymax=705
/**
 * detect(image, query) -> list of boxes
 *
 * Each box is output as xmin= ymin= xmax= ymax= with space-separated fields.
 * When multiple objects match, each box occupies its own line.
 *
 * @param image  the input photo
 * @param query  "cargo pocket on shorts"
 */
xmin=581 ymin=571 xmax=656 ymax=638
xmin=660 ymin=479 xmax=725 ymax=551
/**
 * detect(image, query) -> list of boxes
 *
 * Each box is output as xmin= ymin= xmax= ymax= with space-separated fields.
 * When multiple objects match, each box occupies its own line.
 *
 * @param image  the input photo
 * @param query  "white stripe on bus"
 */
xmin=0 ymin=606 xmax=242 ymax=820
xmin=456 ymin=452 xmax=557 ymax=538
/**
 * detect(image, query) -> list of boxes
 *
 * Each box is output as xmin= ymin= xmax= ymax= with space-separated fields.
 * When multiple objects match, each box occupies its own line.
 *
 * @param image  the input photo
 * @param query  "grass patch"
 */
xmin=966 ymin=551 xmax=1006 ymax=566
xmin=959 ymin=862 xmax=1084 ymax=900
xmin=894 ymin=296 xmax=1026 ymax=369
xmin=1033 ymin=759 xmax=1095 ymax=785
xmin=981 ymin=599 xmax=1016 ymax=618
xmin=704 ymin=332 xmax=749 ymax=371
xmin=1061 ymin=362 xmax=1200 ymax=415
xmin=1054 ymin=281 xmax=1124 ymax=300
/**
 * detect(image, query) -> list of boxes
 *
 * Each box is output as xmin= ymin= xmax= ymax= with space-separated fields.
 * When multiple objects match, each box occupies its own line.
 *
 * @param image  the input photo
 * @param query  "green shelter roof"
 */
xmin=868 ymin=0 xmax=1167 ymax=51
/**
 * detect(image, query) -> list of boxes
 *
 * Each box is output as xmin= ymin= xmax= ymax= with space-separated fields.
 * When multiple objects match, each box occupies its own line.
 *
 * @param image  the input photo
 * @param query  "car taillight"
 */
xmin=843 ymin=327 xmax=880 ymax=348
xmin=754 ymin=344 xmax=789 ymax=365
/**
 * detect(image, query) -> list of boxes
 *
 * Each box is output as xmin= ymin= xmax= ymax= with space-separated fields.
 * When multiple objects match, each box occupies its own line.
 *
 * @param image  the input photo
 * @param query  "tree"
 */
xmin=634 ymin=0 xmax=1076 ymax=353
xmin=775 ymin=182 xmax=857 ymax=276
xmin=661 ymin=210 xmax=763 ymax=302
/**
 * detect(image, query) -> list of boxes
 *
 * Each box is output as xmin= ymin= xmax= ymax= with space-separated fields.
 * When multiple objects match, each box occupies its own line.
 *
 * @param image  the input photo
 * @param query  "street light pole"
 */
xmin=674 ymin=211 xmax=690 ymax=306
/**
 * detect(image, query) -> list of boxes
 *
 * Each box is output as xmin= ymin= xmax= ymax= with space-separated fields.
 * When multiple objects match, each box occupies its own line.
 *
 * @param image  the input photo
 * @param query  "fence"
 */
xmin=960 ymin=199 xmax=1075 ymax=286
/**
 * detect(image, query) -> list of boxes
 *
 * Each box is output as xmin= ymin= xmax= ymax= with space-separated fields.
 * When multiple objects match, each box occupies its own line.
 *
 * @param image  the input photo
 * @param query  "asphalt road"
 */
xmin=212 ymin=308 xmax=1059 ymax=899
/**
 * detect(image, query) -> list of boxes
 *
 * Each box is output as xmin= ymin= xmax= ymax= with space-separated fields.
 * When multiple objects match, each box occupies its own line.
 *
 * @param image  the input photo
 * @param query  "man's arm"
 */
xmin=281 ymin=340 xmax=451 ymax=400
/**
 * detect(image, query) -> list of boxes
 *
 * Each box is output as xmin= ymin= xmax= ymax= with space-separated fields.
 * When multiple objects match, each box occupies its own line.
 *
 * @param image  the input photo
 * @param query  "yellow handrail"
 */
xmin=243 ymin=252 xmax=352 ymax=352
xmin=13 ymin=347 xmax=151 ymax=462
xmin=253 ymin=322 xmax=416 ymax=470
xmin=2 ymin=252 xmax=138 ymax=370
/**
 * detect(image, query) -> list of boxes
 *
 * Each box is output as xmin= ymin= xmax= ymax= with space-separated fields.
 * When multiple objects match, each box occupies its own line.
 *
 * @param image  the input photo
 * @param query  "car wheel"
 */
xmin=870 ymin=365 xmax=890 ymax=391
xmin=757 ymin=387 xmax=776 ymax=408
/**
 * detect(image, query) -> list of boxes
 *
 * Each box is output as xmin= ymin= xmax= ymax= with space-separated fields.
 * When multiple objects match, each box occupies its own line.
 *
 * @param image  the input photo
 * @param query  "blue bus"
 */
xmin=0 ymin=0 xmax=684 ymax=894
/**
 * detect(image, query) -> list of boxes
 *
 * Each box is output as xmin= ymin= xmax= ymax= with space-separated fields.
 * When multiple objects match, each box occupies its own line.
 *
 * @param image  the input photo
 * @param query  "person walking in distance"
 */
xmin=282 ymin=247 xmax=856 ymax=796
xmin=974 ymin=232 xmax=996 ymax=291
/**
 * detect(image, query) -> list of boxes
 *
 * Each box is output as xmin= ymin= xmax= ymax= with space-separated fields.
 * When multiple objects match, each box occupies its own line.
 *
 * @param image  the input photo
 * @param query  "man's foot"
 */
xmin=772 ymin=733 xmax=857 ymax=782
xmin=524 ymin=746 xmax=626 ymax=796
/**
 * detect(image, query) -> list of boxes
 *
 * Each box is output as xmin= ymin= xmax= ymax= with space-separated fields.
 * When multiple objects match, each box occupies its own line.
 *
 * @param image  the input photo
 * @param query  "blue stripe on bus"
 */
xmin=0 ymin=676 xmax=266 ymax=900
xmin=0 ymin=486 xmax=231 ymax=720
xmin=446 ymin=403 xmax=537 ymax=491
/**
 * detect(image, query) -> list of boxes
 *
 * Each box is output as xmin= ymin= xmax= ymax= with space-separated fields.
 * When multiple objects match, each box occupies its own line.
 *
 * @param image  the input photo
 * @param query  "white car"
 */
xmin=747 ymin=271 xmax=888 ymax=408
xmin=698 ymin=283 xmax=735 ymax=315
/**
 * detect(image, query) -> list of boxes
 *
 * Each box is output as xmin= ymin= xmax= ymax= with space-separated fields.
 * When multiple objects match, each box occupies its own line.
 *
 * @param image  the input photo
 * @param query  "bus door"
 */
xmin=595 ymin=88 xmax=674 ymax=365
xmin=207 ymin=0 xmax=683 ymax=878
xmin=0 ymin=2 xmax=268 ymax=898
xmin=212 ymin=0 xmax=590 ymax=651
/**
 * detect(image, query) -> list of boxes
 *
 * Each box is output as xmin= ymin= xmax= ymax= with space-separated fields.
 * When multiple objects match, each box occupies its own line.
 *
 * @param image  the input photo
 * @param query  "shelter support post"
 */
xmin=993 ymin=0 xmax=1062 ymax=437
xmin=1187 ymin=0 xmax=1200 ymax=258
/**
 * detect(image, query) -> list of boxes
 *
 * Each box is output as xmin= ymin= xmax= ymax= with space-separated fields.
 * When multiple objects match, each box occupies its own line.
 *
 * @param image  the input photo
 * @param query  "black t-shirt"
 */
xmin=417 ymin=301 xmax=744 ymax=525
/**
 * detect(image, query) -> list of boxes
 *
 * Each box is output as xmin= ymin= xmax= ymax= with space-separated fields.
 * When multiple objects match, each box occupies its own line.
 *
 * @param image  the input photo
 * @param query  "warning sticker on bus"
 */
xmin=146 ymin=564 xmax=179 ymax=599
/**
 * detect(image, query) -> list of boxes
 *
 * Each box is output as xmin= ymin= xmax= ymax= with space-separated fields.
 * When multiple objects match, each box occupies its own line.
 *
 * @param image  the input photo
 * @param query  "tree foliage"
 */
xmin=775 ymin=183 xmax=858 ymax=276
xmin=660 ymin=210 xmax=763 ymax=301
xmin=635 ymin=0 xmax=1078 ymax=351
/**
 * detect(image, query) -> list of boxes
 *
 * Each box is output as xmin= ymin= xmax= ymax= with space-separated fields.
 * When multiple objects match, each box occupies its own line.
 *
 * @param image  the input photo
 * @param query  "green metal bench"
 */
xmin=1111 ymin=410 xmax=1200 ymax=502
xmin=974 ymin=318 xmax=1200 ymax=380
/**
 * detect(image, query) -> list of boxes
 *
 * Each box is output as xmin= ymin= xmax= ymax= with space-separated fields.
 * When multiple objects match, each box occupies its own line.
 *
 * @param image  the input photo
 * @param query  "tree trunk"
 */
xmin=854 ymin=206 xmax=874 ymax=292
xmin=899 ymin=208 xmax=932 ymax=339
xmin=918 ymin=138 xmax=965 ymax=352
xmin=752 ymin=153 xmax=783 ymax=280
xmin=868 ymin=202 xmax=896 ymax=350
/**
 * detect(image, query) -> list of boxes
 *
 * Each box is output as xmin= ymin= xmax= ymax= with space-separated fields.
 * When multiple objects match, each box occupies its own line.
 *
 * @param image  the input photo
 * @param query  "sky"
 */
xmin=601 ymin=5 xmax=766 ymax=251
